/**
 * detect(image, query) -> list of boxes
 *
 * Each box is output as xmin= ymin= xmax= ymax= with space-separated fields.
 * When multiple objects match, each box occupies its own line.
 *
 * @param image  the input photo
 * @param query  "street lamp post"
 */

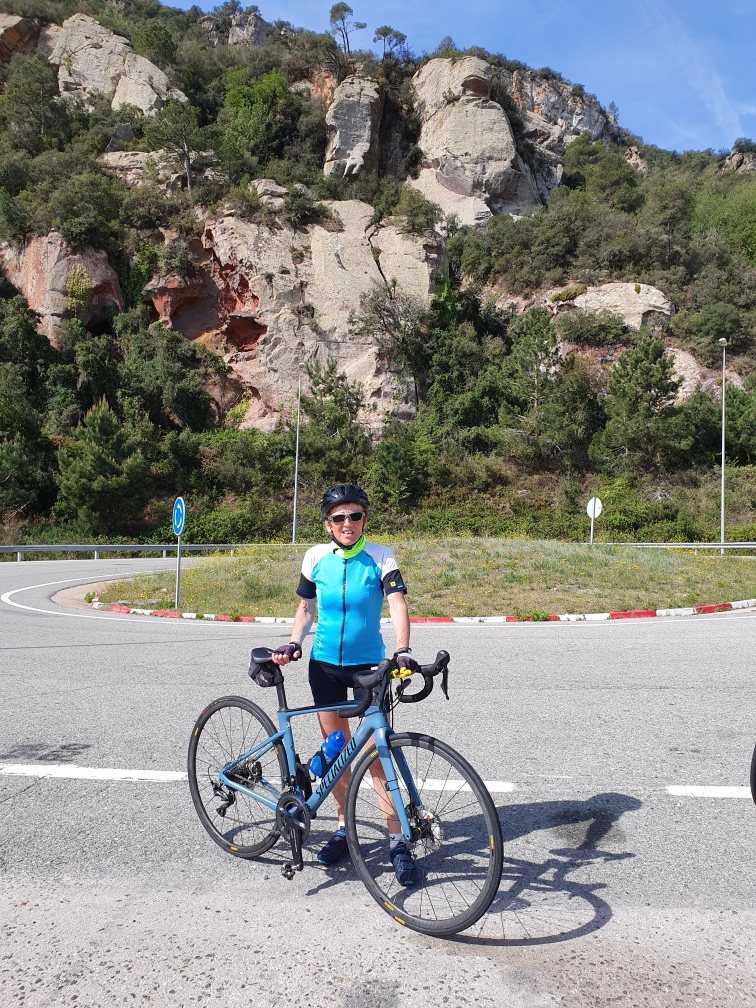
xmin=719 ymin=337 xmax=727 ymax=556
xmin=292 ymin=364 xmax=306 ymax=544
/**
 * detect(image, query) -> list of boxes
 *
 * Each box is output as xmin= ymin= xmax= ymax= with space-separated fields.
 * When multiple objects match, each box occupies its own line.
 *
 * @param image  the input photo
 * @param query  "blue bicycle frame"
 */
xmin=217 ymin=698 xmax=420 ymax=841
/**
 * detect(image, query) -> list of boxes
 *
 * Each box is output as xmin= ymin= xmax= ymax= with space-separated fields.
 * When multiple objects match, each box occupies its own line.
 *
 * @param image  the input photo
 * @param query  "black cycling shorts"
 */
xmin=308 ymin=658 xmax=374 ymax=707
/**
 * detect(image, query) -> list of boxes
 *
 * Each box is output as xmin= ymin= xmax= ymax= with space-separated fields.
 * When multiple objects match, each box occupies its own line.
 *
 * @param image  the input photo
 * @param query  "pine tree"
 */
xmin=505 ymin=307 xmax=561 ymax=437
xmin=55 ymin=400 xmax=149 ymax=532
xmin=591 ymin=332 xmax=688 ymax=471
xmin=144 ymin=101 xmax=203 ymax=193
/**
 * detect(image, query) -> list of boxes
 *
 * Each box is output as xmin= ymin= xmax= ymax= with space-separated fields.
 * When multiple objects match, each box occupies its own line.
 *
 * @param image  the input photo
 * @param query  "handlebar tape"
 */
xmin=337 ymin=659 xmax=392 ymax=718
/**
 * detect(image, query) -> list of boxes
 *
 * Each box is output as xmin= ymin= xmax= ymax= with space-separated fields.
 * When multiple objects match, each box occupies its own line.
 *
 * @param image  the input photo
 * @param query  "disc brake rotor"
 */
xmin=408 ymin=804 xmax=443 ymax=854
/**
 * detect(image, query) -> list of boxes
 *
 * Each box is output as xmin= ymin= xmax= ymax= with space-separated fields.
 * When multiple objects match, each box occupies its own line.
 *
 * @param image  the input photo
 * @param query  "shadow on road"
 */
xmin=0 ymin=740 xmax=93 ymax=763
xmin=452 ymin=791 xmax=642 ymax=946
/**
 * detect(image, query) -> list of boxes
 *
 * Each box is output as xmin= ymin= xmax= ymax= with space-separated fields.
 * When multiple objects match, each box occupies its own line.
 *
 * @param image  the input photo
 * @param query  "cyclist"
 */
xmin=270 ymin=483 xmax=420 ymax=884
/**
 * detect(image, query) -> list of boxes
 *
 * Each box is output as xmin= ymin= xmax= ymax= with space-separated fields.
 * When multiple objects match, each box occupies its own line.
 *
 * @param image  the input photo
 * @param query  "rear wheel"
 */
xmin=344 ymin=732 xmax=503 ymax=936
xmin=750 ymin=741 xmax=756 ymax=805
xmin=188 ymin=696 xmax=287 ymax=858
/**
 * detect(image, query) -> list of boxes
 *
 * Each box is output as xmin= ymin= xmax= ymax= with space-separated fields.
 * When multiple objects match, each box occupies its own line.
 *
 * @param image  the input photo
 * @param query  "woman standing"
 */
xmin=270 ymin=483 xmax=420 ymax=884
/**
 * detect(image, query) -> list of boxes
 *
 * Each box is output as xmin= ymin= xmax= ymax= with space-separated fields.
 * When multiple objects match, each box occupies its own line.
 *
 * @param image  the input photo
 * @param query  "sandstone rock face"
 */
xmin=625 ymin=146 xmax=648 ymax=173
xmin=291 ymin=68 xmax=337 ymax=104
xmin=504 ymin=69 xmax=614 ymax=142
xmin=408 ymin=57 xmax=541 ymax=224
xmin=250 ymin=178 xmax=287 ymax=210
xmin=48 ymin=14 xmax=186 ymax=115
xmin=98 ymin=150 xmax=220 ymax=190
xmin=200 ymin=9 xmax=271 ymax=46
xmin=0 ymin=232 xmax=123 ymax=344
xmin=141 ymin=199 xmax=446 ymax=430
xmin=494 ymin=65 xmax=616 ymax=200
xmin=0 ymin=14 xmax=39 ymax=62
xmin=666 ymin=345 xmax=743 ymax=401
xmin=37 ymin=22 xmax=62 ymax=59
xmin=721 ymin=151 xmax=756 ymax=174
xmin=99 ymin=151 xmax=158 ymax=186
xmin=324 ymin=76 xmax=384 ymax=179
xmin=572 ymin=283 xmax=675 ymax=330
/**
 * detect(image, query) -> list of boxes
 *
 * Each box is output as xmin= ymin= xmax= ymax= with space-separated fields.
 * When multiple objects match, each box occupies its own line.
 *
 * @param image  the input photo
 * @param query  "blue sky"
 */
xmin=180 ymin=0 xmax=756 ymax=153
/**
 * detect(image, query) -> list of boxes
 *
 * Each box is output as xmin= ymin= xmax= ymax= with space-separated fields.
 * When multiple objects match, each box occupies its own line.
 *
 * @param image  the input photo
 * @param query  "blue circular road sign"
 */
xmin=172 ymin=497 xmax=186 ymax=536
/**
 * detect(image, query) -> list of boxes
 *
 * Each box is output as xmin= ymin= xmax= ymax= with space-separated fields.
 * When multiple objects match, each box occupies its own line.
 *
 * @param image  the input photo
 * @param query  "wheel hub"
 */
xmin=408 ymin=803 xmax=443 ymax=854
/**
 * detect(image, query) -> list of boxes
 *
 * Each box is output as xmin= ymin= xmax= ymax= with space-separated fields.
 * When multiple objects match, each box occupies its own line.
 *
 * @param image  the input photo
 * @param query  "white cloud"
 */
xmin=638 ymin=0 xmax=742 ymax=144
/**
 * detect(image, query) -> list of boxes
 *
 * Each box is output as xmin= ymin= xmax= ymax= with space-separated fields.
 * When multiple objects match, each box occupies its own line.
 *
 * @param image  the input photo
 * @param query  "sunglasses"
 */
xmin=328 ymin=511 xmax=365 ymax=524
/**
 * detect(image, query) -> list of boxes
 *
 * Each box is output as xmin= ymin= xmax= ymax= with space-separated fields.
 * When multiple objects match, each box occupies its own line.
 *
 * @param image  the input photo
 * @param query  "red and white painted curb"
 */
xmin=89 ymin=597 xmax=756 ymax=623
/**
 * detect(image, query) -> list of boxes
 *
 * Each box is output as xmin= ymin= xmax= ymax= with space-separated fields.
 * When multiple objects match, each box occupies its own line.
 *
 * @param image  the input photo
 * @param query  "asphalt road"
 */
xmin=0 ymin=558 xmax=755 ymax=1008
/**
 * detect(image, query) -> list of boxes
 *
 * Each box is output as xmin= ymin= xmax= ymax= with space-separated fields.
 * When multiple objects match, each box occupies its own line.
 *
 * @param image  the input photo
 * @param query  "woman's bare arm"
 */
xmin=387 ymin=591 xmax=410 ymax=652
xmin=271 ymin=596 xmax=315 ymax=665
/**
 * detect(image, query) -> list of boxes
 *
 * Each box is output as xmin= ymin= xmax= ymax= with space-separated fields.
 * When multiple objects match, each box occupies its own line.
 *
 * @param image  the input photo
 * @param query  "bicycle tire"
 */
xmin=750 ymin=742 xmax=756 ymax=805
xmin=344 ymin=732 xmax=504 ymax=936
xmin=188 ymin=695 xmax=287 ymax=859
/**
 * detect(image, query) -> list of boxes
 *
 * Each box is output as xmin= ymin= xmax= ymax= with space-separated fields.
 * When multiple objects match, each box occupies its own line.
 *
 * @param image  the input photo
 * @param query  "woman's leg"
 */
xmin=317 ymin=710 xmax=351 ymax=824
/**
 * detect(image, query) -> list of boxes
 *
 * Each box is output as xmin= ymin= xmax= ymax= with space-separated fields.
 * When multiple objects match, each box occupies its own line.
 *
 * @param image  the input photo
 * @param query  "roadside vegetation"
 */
xmin=1 ymin=1 xmax=756 ymax=545
xmin=97 ymin=541 xmax=756 ymax=618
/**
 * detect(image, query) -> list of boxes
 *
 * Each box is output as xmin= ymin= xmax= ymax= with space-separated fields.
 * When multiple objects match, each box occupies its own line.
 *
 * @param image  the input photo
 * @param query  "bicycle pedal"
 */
xmin=281 ymin=864 xmax=296 ymax=880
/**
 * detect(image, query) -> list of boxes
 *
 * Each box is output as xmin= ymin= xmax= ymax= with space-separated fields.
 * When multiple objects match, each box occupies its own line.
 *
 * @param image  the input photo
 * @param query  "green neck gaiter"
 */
xmin=334 ymin=533 xmax=366 ymax=559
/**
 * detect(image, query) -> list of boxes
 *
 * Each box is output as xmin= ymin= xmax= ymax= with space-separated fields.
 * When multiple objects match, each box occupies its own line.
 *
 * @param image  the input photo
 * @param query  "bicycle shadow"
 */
xmin=452 ymin=791 xmax=641 ymax=946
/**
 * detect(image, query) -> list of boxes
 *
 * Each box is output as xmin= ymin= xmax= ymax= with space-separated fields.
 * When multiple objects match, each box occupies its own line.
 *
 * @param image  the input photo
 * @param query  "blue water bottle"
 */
xmin=309 ymin=730 xmax=346 ymax=777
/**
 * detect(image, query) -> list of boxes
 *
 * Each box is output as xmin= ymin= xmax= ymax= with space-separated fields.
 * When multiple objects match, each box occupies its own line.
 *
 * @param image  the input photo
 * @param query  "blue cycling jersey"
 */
xmin=296 ymin=539 xmax=407 ymax=666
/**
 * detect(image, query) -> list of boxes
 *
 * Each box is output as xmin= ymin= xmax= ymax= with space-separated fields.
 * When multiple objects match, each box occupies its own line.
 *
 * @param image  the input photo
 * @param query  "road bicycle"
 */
xmin=188 ymin=648 xmax=504 ymax=936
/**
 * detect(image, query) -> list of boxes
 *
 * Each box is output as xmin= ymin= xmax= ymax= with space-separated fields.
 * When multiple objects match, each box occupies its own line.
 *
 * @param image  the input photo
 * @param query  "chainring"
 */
xmin=275 ymin=791 xmax=311 ymax=843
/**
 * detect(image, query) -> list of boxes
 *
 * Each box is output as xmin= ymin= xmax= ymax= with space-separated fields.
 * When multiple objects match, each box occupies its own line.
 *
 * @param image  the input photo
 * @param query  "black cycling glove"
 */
xmin=394 ymin=649 xmax=420 ymax=673
xmin=274 ymin=642 xmax=302 ymax=661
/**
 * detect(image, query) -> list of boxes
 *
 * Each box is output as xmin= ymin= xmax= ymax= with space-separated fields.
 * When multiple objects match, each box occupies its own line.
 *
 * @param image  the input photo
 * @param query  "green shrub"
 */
xmin=389 ymin=186 xmax=443 ymax=234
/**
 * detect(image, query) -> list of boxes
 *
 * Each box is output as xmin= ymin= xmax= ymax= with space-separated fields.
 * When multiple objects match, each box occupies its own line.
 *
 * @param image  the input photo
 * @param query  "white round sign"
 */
xmin=586 ymin=496 xmax=603 ymax=519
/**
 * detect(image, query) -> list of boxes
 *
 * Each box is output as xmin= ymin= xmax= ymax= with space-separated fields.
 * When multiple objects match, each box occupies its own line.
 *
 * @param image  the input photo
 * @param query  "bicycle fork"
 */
xmin=373 ymin=728 xmax=419 ymax=843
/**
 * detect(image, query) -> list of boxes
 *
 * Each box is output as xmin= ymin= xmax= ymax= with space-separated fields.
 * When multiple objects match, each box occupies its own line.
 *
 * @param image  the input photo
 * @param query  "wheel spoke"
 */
xmin=345 ymin=734 xmax=503 ymax=935
xmin=188 ymin=698 xmax=286 ymax=858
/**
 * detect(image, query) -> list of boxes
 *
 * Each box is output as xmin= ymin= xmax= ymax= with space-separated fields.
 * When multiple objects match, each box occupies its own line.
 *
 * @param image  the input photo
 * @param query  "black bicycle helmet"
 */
xmin=319 ymin=483 xmax=369 ymax=519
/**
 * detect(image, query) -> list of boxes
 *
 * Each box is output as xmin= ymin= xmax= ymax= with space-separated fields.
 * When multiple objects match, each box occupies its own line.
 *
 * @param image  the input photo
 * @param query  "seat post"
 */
xmin=274 ymin=669 xmax=288 ymax=711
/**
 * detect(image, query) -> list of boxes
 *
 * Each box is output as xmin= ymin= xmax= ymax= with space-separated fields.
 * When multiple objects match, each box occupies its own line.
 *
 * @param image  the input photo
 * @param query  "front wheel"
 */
xmin=344 ymin=732 xmax=504 ymax=936
xmin=750 ymin=742 xmax=756 ymax=805
xmin=188 ymin=695 xmax=287 ymax=858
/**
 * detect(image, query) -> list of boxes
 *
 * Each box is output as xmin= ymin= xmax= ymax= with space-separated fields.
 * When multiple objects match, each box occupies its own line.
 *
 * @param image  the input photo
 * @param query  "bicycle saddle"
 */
xmin=251 ymin=647 xmax=275 ymax=664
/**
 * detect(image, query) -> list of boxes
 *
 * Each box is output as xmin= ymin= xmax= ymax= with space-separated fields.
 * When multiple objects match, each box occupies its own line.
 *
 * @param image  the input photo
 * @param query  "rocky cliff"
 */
xmin=47 ymin=14 xmax=186 ymax=114
xmin=322 ymin=54 xmax=617 ymax=225
xmin=0 ymin=13 xmax=38 ymax=61
xmin=0 ymin=232 xmax=123 ymax=344
xmin=408 ymin=57 xmax=541 ymax=225
xmin=199 ymin=7 xmax=272 ymax=47
xmin=0 ymin=4 xmax=686 ymax=436
xmin=138 ymin=198 xmax=446 ymax=430
xmin=324 ymin=76 xmax=384 ymax=179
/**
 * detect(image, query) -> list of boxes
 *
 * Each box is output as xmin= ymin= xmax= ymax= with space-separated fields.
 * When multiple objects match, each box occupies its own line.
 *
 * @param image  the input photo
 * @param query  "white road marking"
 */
xmin=357 ymin=778 xmax=516 ymax=792
xmin=0 ymin=763 xmax=515 ymax=792
xmin=0 ymin=580 xmax=246 ymax=626
xmin=0 ymin=763 xmax=187 ymax=782
xmin=2 ymin=576 xmax=755 ymax=628
xmin=421 ymin=779 xmax=516 ymax=793
xmin=1 ymin=764 xmax=750 ymax=799
xmin=665 ymin=785 xmax=751 ymax=798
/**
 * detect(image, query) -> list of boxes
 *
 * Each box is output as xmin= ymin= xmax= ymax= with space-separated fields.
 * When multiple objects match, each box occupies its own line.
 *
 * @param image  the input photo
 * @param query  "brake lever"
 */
xmin=440 ymin=665 xmax=449 ymax=700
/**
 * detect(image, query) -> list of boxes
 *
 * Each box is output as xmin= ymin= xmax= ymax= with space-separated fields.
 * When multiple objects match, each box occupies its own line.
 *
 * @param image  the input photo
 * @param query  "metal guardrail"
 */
xmin=0 ymin=543 xmax=299 ymax=562
xmin=1 ymin=541 xmax=755 ymax=562
xmin=605 ymin=542 xmax=756 ymax=554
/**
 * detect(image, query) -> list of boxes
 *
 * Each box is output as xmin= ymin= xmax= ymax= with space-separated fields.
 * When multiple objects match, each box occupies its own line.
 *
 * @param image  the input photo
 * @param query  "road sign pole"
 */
xmin=175 ymin=533 xmax=182 ymax=611
xmin=172 ymin=496 xmax=186 ymax=611
xmin=586 ymin=496 xmax=602 ymax=545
